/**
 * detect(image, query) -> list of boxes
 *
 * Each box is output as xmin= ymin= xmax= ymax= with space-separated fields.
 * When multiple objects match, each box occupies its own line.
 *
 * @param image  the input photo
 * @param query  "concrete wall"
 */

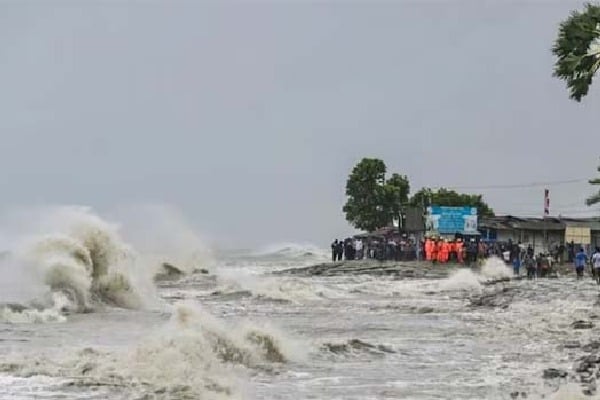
xmin=494 ymin=229 xmax=564 ymax=254
xmin=593 ymin=233 xmax=600 ymax=249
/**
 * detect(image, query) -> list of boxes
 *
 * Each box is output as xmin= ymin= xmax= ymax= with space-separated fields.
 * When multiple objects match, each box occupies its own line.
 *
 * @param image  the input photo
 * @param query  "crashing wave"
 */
xmin=438 ymin=257 xmax=514 ymax=294
xmin=252 ymin=242 xmax=329 ymax=261
xmin=0 ymin=303 xmax=298 ymax=398
xmin=0 ymin=206 xmax=159 ymax=318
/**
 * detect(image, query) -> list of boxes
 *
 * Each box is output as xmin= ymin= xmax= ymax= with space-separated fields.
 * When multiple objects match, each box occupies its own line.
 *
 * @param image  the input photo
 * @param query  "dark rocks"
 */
xmin=564 ymin=340 xmax=582 ymax=349
xmin=575 ymin=362 xmax=592 ymax=373
xmin=509 ymin=392 xmax=528 ymax=399
xmin=417 ymin=307 xmax=435 ymax=314
xmin=322 ymin=339 xmax=396 ymax=356
xmin=469 ymin=289 xmax=514 ymax=308
xmin=543 ymin=368 xmax=568 ymax=379
xmin=192 ymin=268 xmax=210 ymax=274
xmin=482 ymin=277 xmax=511 ymax=286
xmin=209 ymin=290 xmax=252 ymax=300
xmin=585 ymin=355 xmax=600 ymax=364
xmin=572 ymin=320 xmax=594 ymax=330
xmin=580 ymin=371 xmax=592 ymax=379
xmin=154 ymin=262 xmax=185 ymax=282
xmin=273 ymin=261 xmax=453 ymax=278
xmin=583 ymin=341 xmax=600 ymax=352
xmin=583 ymin=382 xmax=597 ymax=396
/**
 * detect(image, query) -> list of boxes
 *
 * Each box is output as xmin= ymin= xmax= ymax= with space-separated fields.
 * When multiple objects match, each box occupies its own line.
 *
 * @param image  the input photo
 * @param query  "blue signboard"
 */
xmin=425 ymin=206 xmax=478 ymax=235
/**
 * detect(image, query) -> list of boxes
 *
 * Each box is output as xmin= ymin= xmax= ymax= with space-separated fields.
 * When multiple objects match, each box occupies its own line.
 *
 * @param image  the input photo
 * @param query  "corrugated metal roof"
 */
xmin=479 ymin=216 xmax=600 ymax=231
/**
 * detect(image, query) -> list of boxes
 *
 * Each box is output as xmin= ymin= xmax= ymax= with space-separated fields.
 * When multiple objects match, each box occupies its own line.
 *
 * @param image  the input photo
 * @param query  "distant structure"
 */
xmin=479 ymin=215 xmax=600 ymax=254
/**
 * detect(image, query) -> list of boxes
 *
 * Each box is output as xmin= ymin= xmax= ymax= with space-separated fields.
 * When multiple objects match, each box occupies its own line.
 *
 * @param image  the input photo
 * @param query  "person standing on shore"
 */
xmin=575 ymin=247 xmax=588 ymax=279
xmin=525 ymin=254 xmax=536 ymax=280
xmin=593 ymin=247 xmax=600 ymax=284
xmin=456 ymin=239 xmax=464 ymax=264
xmin=425 ymin=238 xmax=432 ymax=261
xmin=336 ymin=240 xmax=344 ymax=261
xmin=331 ymin=240 xmax=338 ymax=262
xmin=354 ymin=239 xmax=363 ymax=260
xmin=512 ymin=257 xmax=521 ymax=276
xmin=431 ymin=239 xmax=438 ymax=264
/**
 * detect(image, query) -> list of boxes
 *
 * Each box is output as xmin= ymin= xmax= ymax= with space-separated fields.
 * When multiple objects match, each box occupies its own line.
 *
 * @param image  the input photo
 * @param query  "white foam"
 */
xmin=480 ymin=257 xmax=513 ymax=280
xmin=0 ymin=306 xmax=66 ymax=324
xmin=1 ymin=302 xmax=300 ymax=399
xmin=439 ymin=269 xmax=483 ymax=292
xmin=547 ymin=383 xmax=595 ymax=400
xmin=253 ymin=242 xmax=329 ymax=261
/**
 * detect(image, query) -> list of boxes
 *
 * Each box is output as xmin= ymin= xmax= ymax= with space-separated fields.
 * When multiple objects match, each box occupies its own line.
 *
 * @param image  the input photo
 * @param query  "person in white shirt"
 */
xmin=593 ymin=247 xmax=600 ymax=285
xmin=354 ymin=239 xmax=363 ymax=260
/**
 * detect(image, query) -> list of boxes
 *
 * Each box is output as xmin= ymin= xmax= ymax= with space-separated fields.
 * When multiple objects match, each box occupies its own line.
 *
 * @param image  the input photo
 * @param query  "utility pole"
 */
xmin=543 ymin=188 xmax=550 ymax=254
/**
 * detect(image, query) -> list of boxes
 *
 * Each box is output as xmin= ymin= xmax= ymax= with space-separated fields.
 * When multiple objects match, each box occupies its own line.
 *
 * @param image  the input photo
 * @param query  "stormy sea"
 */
xmin=1 ymin=206 xmax=599 ymax=400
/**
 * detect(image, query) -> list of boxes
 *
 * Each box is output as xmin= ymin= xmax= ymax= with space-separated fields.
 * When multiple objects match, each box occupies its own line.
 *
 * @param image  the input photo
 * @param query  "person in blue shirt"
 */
xmin=575 ymin=247 xmax=588 ymax=279
xmin=512 ymin=256 xmax=521 ymax=276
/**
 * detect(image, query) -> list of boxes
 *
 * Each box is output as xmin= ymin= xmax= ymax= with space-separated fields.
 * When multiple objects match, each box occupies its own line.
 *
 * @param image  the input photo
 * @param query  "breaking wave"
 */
xmin=0 ymin=206 xmax=160 ymax=318
xmin=253 ymin=242 xmax=329 ymax=261
xmin=0 ymin=303 xmax=301 ymax=399
xmin=438 ymin=258 xmax=513 ymax=293
xmin=0 ymin=292 xmax=71 ymax=323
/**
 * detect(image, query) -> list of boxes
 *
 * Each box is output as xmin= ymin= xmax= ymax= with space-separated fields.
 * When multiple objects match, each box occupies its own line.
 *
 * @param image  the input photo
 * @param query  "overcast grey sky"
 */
xmin=1 ymin=1 xmax=599 ymax=248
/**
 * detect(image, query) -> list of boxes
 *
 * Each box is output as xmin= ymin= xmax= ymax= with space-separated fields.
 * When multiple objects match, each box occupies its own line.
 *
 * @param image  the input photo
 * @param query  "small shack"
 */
xmin=478 ymin=215 xmax=600 ymax=254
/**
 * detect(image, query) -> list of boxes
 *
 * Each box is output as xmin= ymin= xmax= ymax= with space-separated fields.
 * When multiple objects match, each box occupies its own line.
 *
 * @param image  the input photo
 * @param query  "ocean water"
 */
xmin=0 ymin=208 xmax=599 ymax=399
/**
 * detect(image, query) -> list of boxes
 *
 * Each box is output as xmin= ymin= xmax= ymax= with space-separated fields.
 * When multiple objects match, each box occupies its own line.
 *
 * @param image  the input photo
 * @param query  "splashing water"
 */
xmin=109 ymin=204 xmax=215 ymax=275
xmin=0 ymin=206 xmax=159 ymax=316
xmin=0 ymin=302 xmax=300 ymax=399
xmin=253 ymin=242 xmax=329 ymax=261
xmin=480 ymin=257 xmax=513 ymax=280
xmin=439 ymin=269 xmax=483 ymax=292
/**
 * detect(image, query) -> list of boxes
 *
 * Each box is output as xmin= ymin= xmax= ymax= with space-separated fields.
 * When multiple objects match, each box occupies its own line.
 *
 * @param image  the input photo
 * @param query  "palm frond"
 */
xmin=553 ymin=3 xmax=600 ymax=101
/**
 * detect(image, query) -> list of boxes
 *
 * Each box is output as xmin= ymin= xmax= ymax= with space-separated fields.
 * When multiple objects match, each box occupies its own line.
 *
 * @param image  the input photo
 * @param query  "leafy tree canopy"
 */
xmin=553 ymin=3 xmax=600 ymax=102
xmin=342 ymin=158 xmax=410 ymax=232
xmin=409 ymin=187 xmax=495 ymax=217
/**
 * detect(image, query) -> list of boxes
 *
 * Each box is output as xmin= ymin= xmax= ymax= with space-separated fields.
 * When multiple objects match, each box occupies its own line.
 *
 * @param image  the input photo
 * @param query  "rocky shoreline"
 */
xmin=541 ymin=320 xmax=600 ymax=398
xmin=274 ymin=259 xmax=577 ymax=278
xmin=274 ymin=260 xmax=460 ymax=278
xmin=276 ymin=259 xmax=600 ymax=398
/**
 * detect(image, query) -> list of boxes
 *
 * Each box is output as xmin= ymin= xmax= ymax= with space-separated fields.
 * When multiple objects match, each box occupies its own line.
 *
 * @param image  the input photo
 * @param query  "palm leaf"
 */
xmin=553 ymin=3 xmax=600 ymax=101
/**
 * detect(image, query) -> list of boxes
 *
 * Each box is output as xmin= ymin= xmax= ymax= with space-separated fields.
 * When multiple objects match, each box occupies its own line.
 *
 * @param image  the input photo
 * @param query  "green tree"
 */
xmin=409 ymin=187 xmax=495 ymax=217
xmin=342 ymin=159 xmax=410 ymax=231
xmin=553 ymin=3 xmax=600 ymax=102
xmin=587 ymin=158 xmax=600 ymax=205
xmin=384 ymin=173 xmax=411 ymax=227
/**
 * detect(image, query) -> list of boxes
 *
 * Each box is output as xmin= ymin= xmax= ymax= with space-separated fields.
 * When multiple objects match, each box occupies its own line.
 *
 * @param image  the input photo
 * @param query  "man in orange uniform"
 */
xmin=456 ymin=239 xmax=464 ymax=263
xmin=448 ymin=240 xmax=456 ymax=263
xmin=437 ymin=239 xmax=446 ymax=263
xmin=431 ymin=238 xmax=439 ymax=264
xmin=442 ymin=240 xmax=450 ymax=263
xmin=425 ymin=238 xmax=432 ymax=261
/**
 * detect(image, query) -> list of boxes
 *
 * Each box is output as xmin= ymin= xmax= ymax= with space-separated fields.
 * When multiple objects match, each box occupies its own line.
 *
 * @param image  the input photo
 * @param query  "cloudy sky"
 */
xmin=1 ymin=0 xmax=599 ymax=248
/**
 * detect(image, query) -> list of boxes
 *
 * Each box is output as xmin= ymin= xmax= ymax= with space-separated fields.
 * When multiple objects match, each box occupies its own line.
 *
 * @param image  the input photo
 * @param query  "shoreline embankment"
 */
xmin=274 ymin=259 xmax=577 ymax=278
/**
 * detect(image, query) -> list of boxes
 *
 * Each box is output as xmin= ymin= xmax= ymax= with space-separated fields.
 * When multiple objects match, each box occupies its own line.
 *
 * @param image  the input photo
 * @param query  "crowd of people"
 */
xmin=330 ymin=236 xmax=419 ymax=262
xmin=330 ymin=236 xmax=600 ymax=281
